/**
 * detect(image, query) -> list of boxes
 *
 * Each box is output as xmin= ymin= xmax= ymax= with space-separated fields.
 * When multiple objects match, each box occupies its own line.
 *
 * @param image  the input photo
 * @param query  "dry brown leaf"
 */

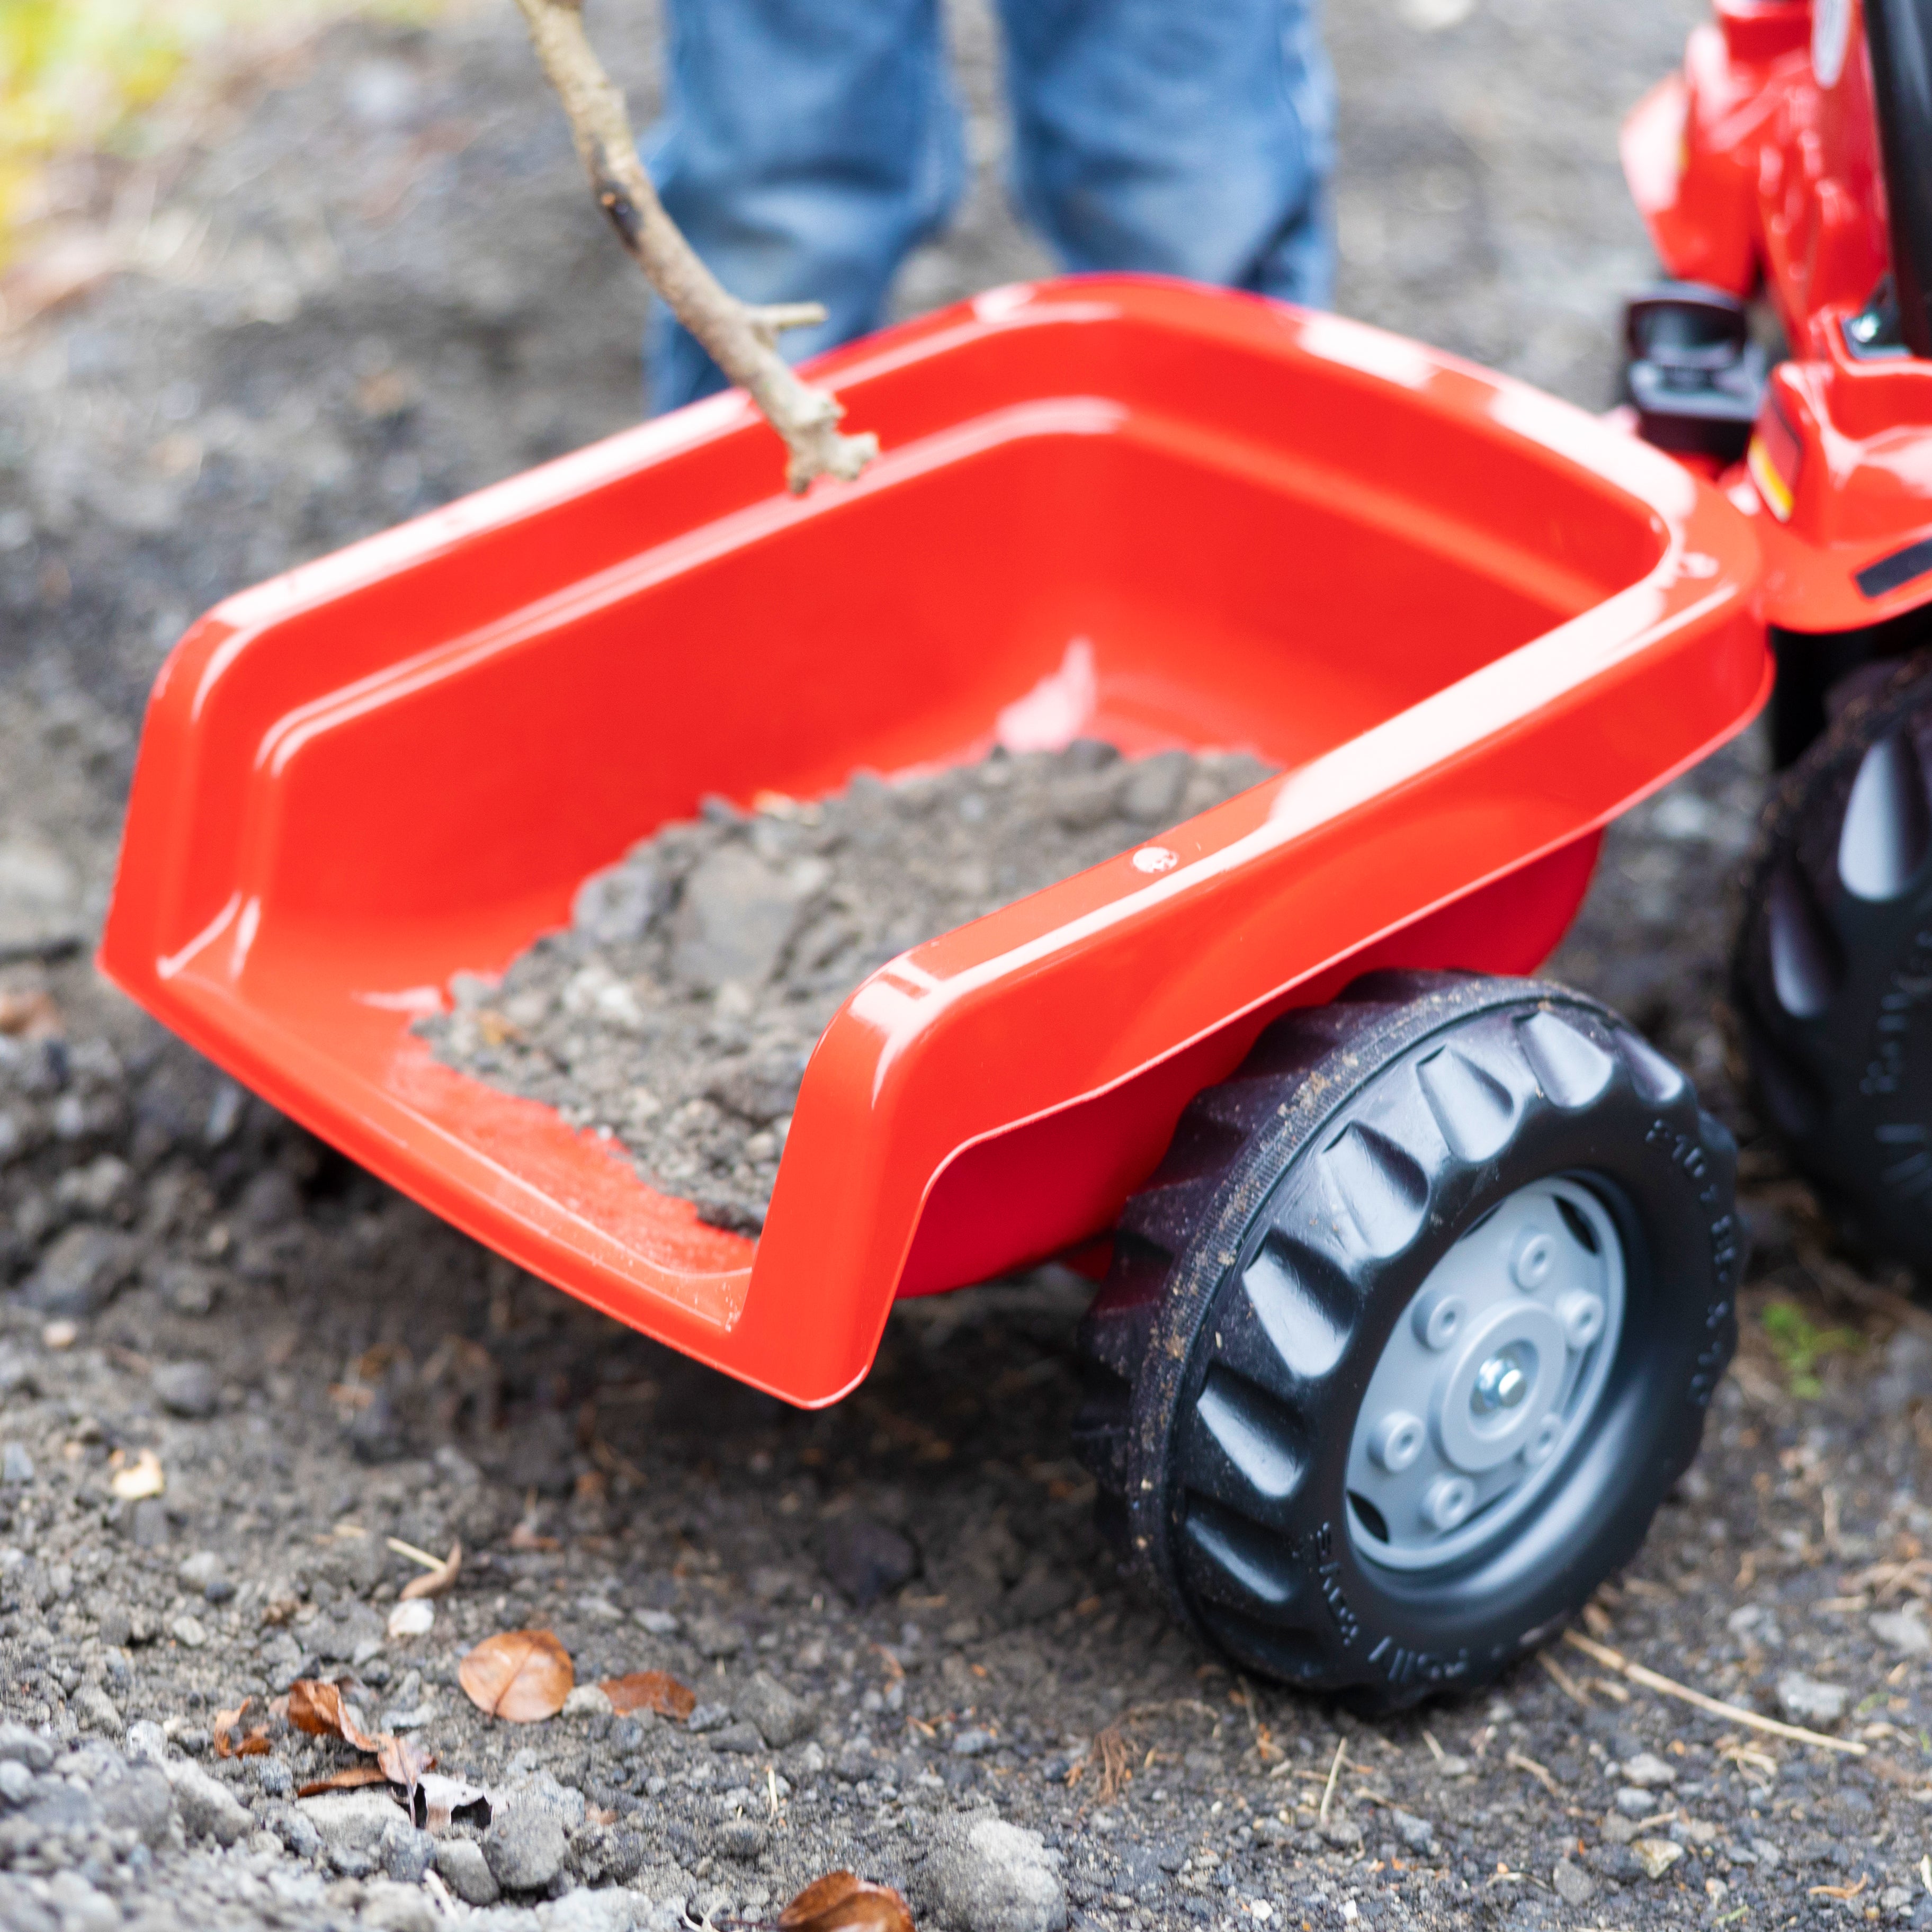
xmin=778 ymin=1871 xmax=916 ymax=1932
xmin=377 ymin=1730 xmax=434 ymax=1808
xmin=286 ymin=1678 xmax=387 ymax=1754
xmin=0 ymin=990 xmax=61 ymax=1040
xmin=459 ymin=1629 xmax=574 ymax=1722
xmin=212 ymin=1698 xmax=272 ymax=1759
xmin=599 ymin=1670 xmax=696 ymax=1721
xmin=297 ymin=1765 xmax=392 ymax=1799
xmin=399 ymin=1540 xmax=462 ymax=1602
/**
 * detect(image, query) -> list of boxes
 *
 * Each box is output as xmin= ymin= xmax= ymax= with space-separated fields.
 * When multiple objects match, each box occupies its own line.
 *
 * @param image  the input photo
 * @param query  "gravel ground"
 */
xmin=18 ymin=3 xmax=1932 ymax=1931
xmin=418 ymin=746 xmax=1273 ymax=1234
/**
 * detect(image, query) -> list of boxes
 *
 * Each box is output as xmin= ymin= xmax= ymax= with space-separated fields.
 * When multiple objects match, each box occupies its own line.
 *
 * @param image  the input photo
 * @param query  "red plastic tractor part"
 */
xmin=1624 ymin=0 xmax=1932 ymax=1279
xmin=99 ymin=278 xmax=1766 ymax=1415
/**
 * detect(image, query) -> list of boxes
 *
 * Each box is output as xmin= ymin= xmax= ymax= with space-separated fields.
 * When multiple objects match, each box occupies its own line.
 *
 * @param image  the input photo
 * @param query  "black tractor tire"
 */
xmin=1071 ymin=970 xmax=1738 ymax=1708
xmin=1733 ymin=649 xmax=1932 ymax=1269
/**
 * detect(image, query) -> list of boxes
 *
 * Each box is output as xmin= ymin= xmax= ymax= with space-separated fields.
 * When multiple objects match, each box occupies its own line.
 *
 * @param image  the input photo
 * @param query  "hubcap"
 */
xmin=1345 ymin=1176 xmax=1626 ymax=1571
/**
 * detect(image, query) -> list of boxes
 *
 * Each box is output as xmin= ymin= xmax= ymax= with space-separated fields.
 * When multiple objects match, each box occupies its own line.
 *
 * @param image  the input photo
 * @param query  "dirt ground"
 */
xmin=14 ymin=2 xmax=1932 ymax=1930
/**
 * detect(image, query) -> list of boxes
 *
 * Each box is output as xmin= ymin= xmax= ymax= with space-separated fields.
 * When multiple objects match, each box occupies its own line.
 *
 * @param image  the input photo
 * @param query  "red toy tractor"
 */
xmin=100 ymin=0 xmax=1932 ymax=1713
xmin=1622 ymin=0 xmax=1932 ymax=1279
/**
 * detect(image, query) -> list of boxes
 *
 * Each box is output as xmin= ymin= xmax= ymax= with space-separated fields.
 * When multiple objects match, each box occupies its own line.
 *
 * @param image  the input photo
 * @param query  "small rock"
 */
xmin=714 ymin=1817 xmax=768 ymax=1859
xmin=310 ymin=1598 xmax=386 ymax=1663
xmin=486 ymin=1800 xmax=569 ymax=1893
xmin=929 ymin=1815 xmax=1067 ymax=1932
xmin=561 ymin=1684 xmax=613 ymax=1721
xmin=302 ymin=1787 xmax=408 ymax=1855
xmin=360 ymin=1880 xmax=439 ymax=1932
xmin=151 ymin=1359 xmax=220 ymax=1419
xmin=670 ymin=844 xmax=813 ymax=989
xmin=1620 ymin=1752 xmax=1676 ymax=1788
xmin=435 ymin=1836 xmax=500 ymax=1906
xmin=706 ymin=1721 xmax=764 ymax=1754
xmin=180 ymin=1550 xmax=233 ymax=1602
xmin=155 ymin=1260 xmax=221 ymax=1317
xmin=736 ymin=1670 xmax=815 ymax=1748
xmin=1601 ymin=1812 xmax=1644 ymax=1846
xmin=633 ymin=1608 xmax=679 ymax=1635
xmin=1631 ymin=1837 xmax=1685 ymax=1880
xmin=538 ymin=1892 xmax=653 ymax=1932
xmin=0 ymin=1874 xmax=54 ymax=1932
xmin=1777 ymin=1672 xmax=1848 ymax=1725
xmin=123 ymin=1721 xmax=166 ymax=1765
xmin=171 ymin=1613 xmax=208 ymax=1649
xmin=0 ymin=1726 xmax=52 ymax=1773
xmin=687 ymin=1614 xmax=745 ymax=1659
xmin=388 ymin=1599 xmax=434 ymax=1640
xmin=0 ymin=1444 xmax=32 ymax=1486
xmin=1727 ymin=1602 xmax=1782 ymax=1647
xmin=1390 ymin=1809 xmax=1434 ymax=1854
xmin=44 ymin=1872 xmax=116 ymax=1932
xmin=22 ymin=1226 xmax=137 ymax=1317
xmin=72 ymin=1684 xmax=120 ymax=1734
xmin=1553 ymin=1858 xmax=1596 ymax=1907
xmin=167 ymin=1759 xmax=254 ymax=1845
xmin=96 ymin=1766 xmax=174 ymax=1848
xmin=1613 ymin=1787 xmax=1657 ymax=1815
xmin=573 ymin=860 xmax=667 ymax=947
xmin=380 ymin=1814 xmax=436 ymax=1883
xmin=0 ymin=1761 xmax=31 ymax=1804
xmin=1319 ymin=1814 xmax=1365 ymax=1850
xmin=952 ymin=1728 xmax=995 ymax=1758
xmin=817 ymin=1515 xmax=917 ymax=1607
xmin=1871 ymin=1606 xmax=1932 ymax=1656
xmin=685 ymin=1703 xmax=732 ymax=1734
xmin=129 ymin=1497 xmax=169 ymax=1548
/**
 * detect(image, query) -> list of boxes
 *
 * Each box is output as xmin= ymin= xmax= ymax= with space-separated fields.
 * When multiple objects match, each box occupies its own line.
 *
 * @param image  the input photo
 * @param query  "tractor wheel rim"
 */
xmin=1343 ymin=1174 xmax=1627 ymax=1573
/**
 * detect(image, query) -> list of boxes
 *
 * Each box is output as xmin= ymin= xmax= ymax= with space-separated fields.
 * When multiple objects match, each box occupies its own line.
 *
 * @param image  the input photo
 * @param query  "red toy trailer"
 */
xmin=101 ymin=279 xmax=1766 ymax=1702
xmin=1621 ymin=0 xmax=1932 ymax=1277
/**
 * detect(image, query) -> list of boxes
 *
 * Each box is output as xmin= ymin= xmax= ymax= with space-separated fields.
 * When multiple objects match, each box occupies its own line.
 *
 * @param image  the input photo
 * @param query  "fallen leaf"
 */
xmin=779 ymin=1871 xmax=916 ymax=1932
xmin=399 ymin=1540 xmax=462 ymax=1602
xmin=599 ymin=1670 xmax=696 ymax=1721
xmin=413 ymin=1771 xmax=492 ymax=1835
xmin=297 ymin=1765 xmax=392 ymax=1798
xmin=459 ymin=1629 xmax=574 ymax=1723
xmin=109 ymin=1448 xmax=164 ymax=1501
xmin=287 ymin=1678 xmax=387 ymax=1754
xmin=212 ymin=1698 xmax=272 ymax=1759
xmin=0 ymin=990 xmax=60 ymax=1040
xmin=378 ymin=1731 xmax=434 ymax=1810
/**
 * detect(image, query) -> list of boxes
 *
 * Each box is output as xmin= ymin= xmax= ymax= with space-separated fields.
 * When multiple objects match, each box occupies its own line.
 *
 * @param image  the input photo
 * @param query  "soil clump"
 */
xmin=418 ymin=743 xmax=1274 ymax=1232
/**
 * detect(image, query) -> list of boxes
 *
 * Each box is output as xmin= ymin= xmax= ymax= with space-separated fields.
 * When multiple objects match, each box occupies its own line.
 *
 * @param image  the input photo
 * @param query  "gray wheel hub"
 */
xmin=1345 ymin=1176 xmax=1625 ymax=1571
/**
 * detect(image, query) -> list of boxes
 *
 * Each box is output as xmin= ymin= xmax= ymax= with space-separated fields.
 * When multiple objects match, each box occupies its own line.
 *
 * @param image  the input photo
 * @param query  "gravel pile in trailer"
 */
xmin=418 ymin=743 xmax=1275 ymax=1231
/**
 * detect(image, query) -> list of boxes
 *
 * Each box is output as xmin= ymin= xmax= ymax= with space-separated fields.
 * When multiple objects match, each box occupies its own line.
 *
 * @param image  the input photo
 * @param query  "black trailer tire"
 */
xmin=1733 ymin=649 xmax=1932 ymax=1269
xmin=1071 ymin=971 xmax=1738 ymax=1707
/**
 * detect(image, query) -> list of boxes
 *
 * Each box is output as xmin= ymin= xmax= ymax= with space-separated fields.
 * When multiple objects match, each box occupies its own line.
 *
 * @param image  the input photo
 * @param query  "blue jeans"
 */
xmin=646 ymin=0 xmax=1336 ymax=410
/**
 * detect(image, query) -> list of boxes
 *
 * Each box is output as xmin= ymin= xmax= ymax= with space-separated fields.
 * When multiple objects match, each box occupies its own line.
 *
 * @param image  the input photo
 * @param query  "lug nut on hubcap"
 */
xmin=1423 ymin=1474 xmax=1476 ymax=1531
xmin=1369 ymin=1410 xmax=1424 ymax=1472
xmin=1470 ymin=1344 xmax=1533 ymax=1417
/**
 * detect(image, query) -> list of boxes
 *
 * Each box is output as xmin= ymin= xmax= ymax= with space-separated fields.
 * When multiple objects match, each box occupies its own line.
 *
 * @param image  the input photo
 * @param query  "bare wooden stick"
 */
xmin=513 ymin=0 xmax=879 ymax=494
xmin=1562 ymin=1630 xmax=1867 ymax=1756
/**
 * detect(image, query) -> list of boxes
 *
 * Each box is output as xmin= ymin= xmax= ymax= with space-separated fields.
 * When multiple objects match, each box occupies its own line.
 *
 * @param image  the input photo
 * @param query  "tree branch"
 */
xmin=513 ymin=0 xmax=879 ymax=495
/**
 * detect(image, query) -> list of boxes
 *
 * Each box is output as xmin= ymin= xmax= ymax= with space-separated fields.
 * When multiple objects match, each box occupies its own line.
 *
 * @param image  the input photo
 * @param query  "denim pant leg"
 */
xmin=996 ymin=0 xmax=1336 ymax=308
xmin=646 ymin=0 xmax=966 ymax=411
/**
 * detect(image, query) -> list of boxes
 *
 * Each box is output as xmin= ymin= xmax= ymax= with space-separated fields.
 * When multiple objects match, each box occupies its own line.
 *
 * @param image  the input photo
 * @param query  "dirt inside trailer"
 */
xmin=416 ymin=744 xmax=1276 ymax=1232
